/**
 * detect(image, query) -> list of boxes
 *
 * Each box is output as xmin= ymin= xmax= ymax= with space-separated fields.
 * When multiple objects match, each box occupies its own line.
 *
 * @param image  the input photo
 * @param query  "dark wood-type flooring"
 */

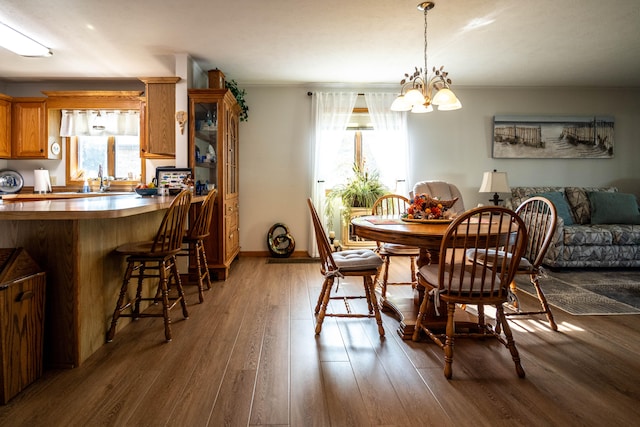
xmin=1 ymin=256 xmax=639 ymax=426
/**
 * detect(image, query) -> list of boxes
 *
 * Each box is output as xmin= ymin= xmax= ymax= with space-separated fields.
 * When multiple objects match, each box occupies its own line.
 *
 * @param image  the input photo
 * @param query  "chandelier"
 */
xmin=390 ymin=2 xmax=462 ymax=113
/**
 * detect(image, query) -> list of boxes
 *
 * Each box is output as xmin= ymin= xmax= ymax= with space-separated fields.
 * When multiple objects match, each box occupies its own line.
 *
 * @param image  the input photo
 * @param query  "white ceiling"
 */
xmin=1 ymin=0 xmax=639 ymax=87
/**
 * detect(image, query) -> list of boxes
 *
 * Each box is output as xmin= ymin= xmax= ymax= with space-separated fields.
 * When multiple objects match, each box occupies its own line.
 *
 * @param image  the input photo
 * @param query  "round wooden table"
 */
xmin=351 ymin=215 xmax=475 ymax=338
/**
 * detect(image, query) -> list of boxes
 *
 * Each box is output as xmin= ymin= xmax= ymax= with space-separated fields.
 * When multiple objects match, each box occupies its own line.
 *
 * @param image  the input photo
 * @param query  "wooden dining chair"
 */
xmin=180 ymin=189 xmax=217 ymax=303
xmin=468 ymin=197 xmax=558 ymax=331
xmin=307 ymin=198 xmax=385 ymax=337
xmin=371 ymin=194 xmax=419 ymax=299
xmin=412 ymin=206 xmax=528 ymax=379
xmin=107 ymin=190 xmax=192 ymax=342
xmin=507 ymin=196 xmax=558 ymax=329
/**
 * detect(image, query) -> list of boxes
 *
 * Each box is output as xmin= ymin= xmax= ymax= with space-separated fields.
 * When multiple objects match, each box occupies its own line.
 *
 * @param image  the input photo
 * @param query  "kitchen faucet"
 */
xmin=98 ymin=164 xmax=108 ymax=192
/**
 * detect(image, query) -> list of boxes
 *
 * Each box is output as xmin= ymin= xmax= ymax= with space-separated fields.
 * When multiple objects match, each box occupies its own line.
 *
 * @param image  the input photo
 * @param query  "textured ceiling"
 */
xmin=1 ymin=0 xmax=639 ymax=87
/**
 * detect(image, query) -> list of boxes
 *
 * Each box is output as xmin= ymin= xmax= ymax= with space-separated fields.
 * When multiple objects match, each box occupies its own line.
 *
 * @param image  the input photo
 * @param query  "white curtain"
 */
xmin=59 ymin=110 xmax=140 ymax=137
xmin=364 ymin=92 xmax=409 ymax=197
xmin=309 ymin=92 xmax=358 ymax=257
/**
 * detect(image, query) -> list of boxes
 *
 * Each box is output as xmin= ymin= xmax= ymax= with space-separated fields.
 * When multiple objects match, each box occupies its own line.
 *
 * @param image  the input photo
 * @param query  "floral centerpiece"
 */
xmin=403 ymin=193 xmax=458 ymax=220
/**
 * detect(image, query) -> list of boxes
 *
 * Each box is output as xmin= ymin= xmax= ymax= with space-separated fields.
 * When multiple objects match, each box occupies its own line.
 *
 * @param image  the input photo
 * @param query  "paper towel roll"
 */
xmin=34 ymin=169 xmax=51 ymax=194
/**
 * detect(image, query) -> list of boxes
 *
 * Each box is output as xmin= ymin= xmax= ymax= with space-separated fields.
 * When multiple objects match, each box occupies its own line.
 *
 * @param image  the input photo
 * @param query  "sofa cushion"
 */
xmin=564 ymin=187 xmax=617 ymax=224
xmin=608 ymin=224 xmax=640 ymax=245
xmin=563 ymin=225 xmax=613 ymax=246
xmin=533 ymin=191 xmax=574 ymax=225
xmin=508 ymin=186 xmax=564 ymax=210
xmin=589 ymin=192 xmax=640 ymax=225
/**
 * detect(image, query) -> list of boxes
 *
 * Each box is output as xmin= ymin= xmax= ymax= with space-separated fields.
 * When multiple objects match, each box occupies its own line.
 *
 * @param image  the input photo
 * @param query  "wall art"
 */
xmin=492 ymin=115 xmax=614 ymax=159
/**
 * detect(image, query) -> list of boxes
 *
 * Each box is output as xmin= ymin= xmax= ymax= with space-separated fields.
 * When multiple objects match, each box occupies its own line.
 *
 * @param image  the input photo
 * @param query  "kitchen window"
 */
xmin=62 ymin=109 xmax=142 ymax=189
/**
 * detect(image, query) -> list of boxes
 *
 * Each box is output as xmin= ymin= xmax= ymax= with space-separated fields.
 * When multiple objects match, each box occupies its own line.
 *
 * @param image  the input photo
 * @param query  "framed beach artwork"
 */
xmin=492 ymin=115 xmax=614 ymax=159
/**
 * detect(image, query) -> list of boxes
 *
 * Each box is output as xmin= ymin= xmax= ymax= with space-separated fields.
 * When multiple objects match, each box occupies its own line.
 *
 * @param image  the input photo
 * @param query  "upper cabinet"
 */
xmin=0 ymin=94 xmax=10 ymax=158
xmin=139 ymin=77 xmax=180 ymax=158
xmin=11 ymin=98 xmax=47 ymax=159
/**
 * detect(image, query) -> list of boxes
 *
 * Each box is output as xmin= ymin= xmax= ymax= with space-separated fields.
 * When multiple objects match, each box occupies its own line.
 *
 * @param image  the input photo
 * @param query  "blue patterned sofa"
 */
xmin=506 ymin=186 xmax=640 ymax=268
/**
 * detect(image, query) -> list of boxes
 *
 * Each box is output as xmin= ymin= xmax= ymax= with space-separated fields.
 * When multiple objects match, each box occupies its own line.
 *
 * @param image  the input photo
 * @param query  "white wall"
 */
xmin=239 ymin=86 xmax=640 ymax=255
xmin=238 ymin=86 xmax=312 ymax=254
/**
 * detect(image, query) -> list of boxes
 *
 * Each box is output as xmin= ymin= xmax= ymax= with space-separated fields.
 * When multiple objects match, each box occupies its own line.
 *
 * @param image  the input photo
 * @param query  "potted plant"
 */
xmin=325 ymin=163 xmax=388 ymax=229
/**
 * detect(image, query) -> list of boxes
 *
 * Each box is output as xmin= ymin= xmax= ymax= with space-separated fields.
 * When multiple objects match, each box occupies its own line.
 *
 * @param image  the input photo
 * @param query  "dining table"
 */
xmin=351 ymin=215 xmax=478 ymax=338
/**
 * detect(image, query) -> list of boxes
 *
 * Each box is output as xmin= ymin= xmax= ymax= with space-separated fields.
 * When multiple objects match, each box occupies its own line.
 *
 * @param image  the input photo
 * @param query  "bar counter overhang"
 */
xmin=0 ymin=193 xmax=204 ymax=368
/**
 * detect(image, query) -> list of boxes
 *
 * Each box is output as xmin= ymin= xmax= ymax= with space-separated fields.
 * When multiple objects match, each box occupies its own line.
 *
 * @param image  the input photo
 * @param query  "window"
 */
xmin=62 ymin=109 xmax=142 ymax=188
xmin=75 ymin=135 xmax=141 ymax=181
xmin=321 ymin=108 xmax=408 ymax=195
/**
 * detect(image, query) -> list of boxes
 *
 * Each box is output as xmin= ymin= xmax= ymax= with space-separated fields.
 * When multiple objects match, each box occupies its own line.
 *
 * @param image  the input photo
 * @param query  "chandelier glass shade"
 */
xmin=390 ymin=2 xmax=461 ymax=113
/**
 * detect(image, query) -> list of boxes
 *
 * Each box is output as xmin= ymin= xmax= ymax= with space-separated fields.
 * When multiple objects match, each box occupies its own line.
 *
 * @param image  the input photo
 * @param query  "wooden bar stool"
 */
xmin=107 ymin=190 xmax=192 ymax=342
xmin=180 ymin=189 xmax=217 ymax=303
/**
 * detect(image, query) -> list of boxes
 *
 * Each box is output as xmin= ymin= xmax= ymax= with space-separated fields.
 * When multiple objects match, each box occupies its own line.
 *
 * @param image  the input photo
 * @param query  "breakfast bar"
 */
xmin=0 ymin=193 xmax=203 ymax=368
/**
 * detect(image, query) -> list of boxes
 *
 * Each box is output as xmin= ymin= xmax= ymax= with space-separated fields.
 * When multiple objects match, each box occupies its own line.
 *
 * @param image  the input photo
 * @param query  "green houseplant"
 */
xmin=225 ymin=79 xmax=249 ymax=122
xmin=325 ymin=163 xmax=389 ymax=229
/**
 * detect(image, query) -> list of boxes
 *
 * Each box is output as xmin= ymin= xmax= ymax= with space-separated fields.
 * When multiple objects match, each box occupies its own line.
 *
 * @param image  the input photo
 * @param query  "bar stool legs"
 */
xmin=107 ymin=254 xmax=189 ymax=342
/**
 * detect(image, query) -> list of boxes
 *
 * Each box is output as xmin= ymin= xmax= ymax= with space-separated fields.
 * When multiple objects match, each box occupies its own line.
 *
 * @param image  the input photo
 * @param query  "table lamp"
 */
xmin=479 ymin=169 xmax=510 ymax=205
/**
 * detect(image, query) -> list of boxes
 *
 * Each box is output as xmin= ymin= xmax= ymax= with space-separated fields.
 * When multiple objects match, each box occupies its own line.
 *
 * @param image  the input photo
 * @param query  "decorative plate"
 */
xmin=0 ymin=169 xmax=24 ymax=194
xmin=401 ymin=217 xmax=453 ymax=224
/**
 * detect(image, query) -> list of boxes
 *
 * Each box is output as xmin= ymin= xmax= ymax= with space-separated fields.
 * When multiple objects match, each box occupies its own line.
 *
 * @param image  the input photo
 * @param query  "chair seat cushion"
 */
xmin=380 ymin=243 xmax=420 ymax=255
xmin=465 ymin=248 xmax=533 ymax=271
xmin=333 ymin=249 xmax=383 ymax=271
xmin=420 ymin=262 xmax=502 ymax=293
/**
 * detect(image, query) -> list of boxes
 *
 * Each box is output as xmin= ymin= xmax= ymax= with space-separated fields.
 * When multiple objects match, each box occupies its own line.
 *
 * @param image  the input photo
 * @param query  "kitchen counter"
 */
xmin=0 ymin=191 xmax=134 ymax=203
xmin=0 ymin=193 xmax=198 ymax=220
xmin=0 ymin=192 xmax=205 ymax=368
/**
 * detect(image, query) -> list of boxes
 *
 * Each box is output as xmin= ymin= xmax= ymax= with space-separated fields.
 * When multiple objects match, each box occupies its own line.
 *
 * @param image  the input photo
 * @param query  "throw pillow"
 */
xmin=533 ymin=192 xmax=574 ymax=225
xmin=565 ymin=187 xmax=617 ymax=224
xmin=589 ymin=192 xmax=640 ymax=224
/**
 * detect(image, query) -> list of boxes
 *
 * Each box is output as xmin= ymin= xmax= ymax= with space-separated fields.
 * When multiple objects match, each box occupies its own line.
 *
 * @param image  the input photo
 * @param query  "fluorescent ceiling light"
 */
xmin=0 ymin=22 xmax=52 ymax=57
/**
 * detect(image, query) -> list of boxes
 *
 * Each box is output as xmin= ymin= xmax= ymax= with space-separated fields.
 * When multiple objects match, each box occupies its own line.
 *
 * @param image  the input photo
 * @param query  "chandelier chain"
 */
xmin=423 ymin=6 xmax=428 ymax=76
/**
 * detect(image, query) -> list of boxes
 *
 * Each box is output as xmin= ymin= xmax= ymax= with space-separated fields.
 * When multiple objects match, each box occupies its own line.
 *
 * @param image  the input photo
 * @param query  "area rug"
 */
xmin=513 ymin=268 xmax=640 ymax=315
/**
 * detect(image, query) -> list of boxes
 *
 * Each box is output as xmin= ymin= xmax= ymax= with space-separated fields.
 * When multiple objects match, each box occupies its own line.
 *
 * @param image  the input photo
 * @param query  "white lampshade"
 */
xmin=404 ymin=88 xmax=426 ymax=106
xmin=411 ymin=103 xmax=433 ymax=113
xmin=437 ymin=98 xmax=462 ymax=111
xmin=431 ymin=88 xmax=458 ymax=106
xmin=479 ymin=171 xmax=510 ymax=193
xmin=390 ymin=95 xmax=412 ymax=111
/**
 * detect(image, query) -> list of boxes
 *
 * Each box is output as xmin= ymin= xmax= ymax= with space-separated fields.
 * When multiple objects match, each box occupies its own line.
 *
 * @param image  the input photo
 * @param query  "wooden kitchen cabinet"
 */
xmin=11 ymin=98 xmax=47 ymax=159
xmin=0 ymin=94 xmax=10 ymax=158
xmin=188 ymin=88 xmax=240 ymax=280
xmin=139 ymin=77 xmax=180 ymax=158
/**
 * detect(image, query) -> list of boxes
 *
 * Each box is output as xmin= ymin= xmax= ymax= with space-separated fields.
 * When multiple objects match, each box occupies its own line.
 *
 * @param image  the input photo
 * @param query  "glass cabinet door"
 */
xmin=192 ymin=101 xmax=218 ymax=193
xmin=225 ymin=107 xmax=239 ymax=196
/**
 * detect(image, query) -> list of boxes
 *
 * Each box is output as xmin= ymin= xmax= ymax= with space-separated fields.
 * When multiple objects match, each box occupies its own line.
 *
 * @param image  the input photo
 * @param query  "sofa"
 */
xmin=506 ymin=186 xmax=640 ymax=268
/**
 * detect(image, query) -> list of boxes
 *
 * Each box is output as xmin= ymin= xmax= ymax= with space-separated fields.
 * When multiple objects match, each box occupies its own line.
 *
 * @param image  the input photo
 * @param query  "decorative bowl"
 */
xmin=135 ymin=188 xmax=157 ymax=197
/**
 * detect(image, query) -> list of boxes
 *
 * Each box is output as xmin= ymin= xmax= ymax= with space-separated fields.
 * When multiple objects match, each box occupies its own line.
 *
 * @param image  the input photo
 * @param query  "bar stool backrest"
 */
xmin=187 ymin=189 xmax=217 ymax=240
xmin=151 ymin=190 xmax=192 ymax=255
